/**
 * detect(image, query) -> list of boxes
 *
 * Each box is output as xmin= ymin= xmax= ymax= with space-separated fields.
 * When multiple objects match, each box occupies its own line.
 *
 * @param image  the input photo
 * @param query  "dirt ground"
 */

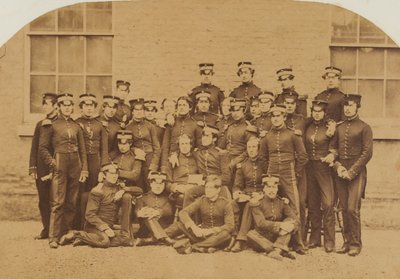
xmin=0 ymin=221 xmax=399 ymax=279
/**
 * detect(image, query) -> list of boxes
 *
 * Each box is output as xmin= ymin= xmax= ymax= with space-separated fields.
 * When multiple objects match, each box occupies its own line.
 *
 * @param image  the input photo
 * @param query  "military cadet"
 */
xmin=259 ymin=104 xmax=308 ymax=254
xmin=29 ymin=92 xmax=58 ymax=240
xmin=192 ymin=91 xmax=219 ymax=127
xmin=161 ymin=96 xmax=201 ymax=171
xmin=315 ymin=66 xmax=345 ymax=122
xmin=304 ymin=100 xmax=336 ymax=253
xmin=38 ymin=93 xmax=88 ymax=248
xmin=144 ymin=99 xmax=165 ymax=145
xmin=229 ymin=136 xmax=267 ymax=252
xmin=189 ymin=63 xmax=225 ymax=114
xmin=249 ymin=96 xmax=262 ymax=123
xmin=275 ymin=68 xmax=308 ymax=117
xmin=164 ymin=134 xmax=200 ymax=208
xmin=134 ymin=171 xmax=175 ymax=246
xmin=246 ymin=175 xmax=298 ymax=261
xmin=126 ymin=98 xmax=161 ymax=190
xmin=99 ymin=95 xmax=121 ymax=157
xmin=215 ymin=97 xmax=234 ymax=147
xmin=254 ymin=91 xmax=274 ymax=136
xmin=114 ymin=80 xmax=132 ymax=128
xmin=324 ymin=94 xmax=373 ymax=256
xmin=59 ymin=163 xmax=134 ymax=248
xmin=166 ymin=175 xmax=235 ymax=254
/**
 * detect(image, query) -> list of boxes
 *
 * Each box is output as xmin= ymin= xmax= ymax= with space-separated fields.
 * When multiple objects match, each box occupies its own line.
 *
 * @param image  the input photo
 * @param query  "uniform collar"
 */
xmin=242 ymin=81 xmax=253 ymax=87
xmin=47 ymin=113 xmax=58 ymax=121
xmin=346 ymin=114 xmax=359 ymax=122
xmin=272 ymin=123 xmax=286 ymax=131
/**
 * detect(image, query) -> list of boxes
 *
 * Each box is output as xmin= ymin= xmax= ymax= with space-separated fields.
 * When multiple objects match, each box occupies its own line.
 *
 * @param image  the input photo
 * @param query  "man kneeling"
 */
xmin=60 ymin=163 xmax=133 ymax=248
xmin=166 ymin=175 xmax=234 ymax=254
xmin=247 ymin=175 xmax=298 ymax=261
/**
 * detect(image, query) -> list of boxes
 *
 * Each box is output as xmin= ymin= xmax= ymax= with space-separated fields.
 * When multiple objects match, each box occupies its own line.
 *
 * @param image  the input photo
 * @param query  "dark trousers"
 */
xmin=35 ymin=178 xmax=51 ymax=236
xmin=49 ymin=152 xmax=81 ymax=242
xmin=235 ymin=202 xmax=253 ymax=241
xmin=335 ymin=167 xmax=366 ymax=250
xmin=138 ymin=218 xmax=169 ymax=240
xmin=267 ymin=161 xmax=305 ymax=249
xmin=306 ymin=161 xmax=335 ymax=248
xmin=247 ymin=230 xmax=291 ymax=253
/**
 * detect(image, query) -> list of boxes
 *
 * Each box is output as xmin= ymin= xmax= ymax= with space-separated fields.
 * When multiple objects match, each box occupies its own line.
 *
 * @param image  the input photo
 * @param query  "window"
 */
xmin=26 ymin=3 xmax=113 ymax=119
xmin=330 ymin=6 xmax=400 ymax=124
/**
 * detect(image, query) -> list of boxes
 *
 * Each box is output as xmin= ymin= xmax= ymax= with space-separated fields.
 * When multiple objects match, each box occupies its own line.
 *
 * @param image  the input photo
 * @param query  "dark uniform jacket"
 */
xmin=110 ymin=150 xmax=143 ymax=189
xmin=179 ymin=196 xmax=234 ymax=233
xmin=254 ymin=113 xmax=272 ymax=133
xmin=146 ymin=119 xmax=165 ymax=146
xmin=192 ymin=112 xmax=219 ymax=127
xmin=250 ymin=196 xmax=298 ymax=235
xmin=135 ymin=192 xmax=174 ymax=228
xmin=75 ymin=116 xmax=109 ymax=165
xmin=285 ymin=113 xmax=306 ymax=135
xmin=230 ymin=81 xmax=262 ymax=118
xmin=305 ymin=120 xmax=335 ymax=161
xmin=233 ymin=156 xmax=267 ymax=194
xmin=99 ymin=114 xmax=121 ymax=157
xmin=29 ymin=114 xmax=57 ymax=178
xmin=216 ymin=115 xmax=234 ymax=147
xmin=315 ymin=88 xmax=345 ymax=122
xmin=165 ymin=153 xmax=199 ymax=190
xmin=38 ymin=115 xmax=88 ymax=172
xmin=126 ymin=119 xmax=161 ymax=171
xmin=114 ymin=100 xmax=132 ymax=127
xmin=189 ymin=83 xmax=225 ymax=114
xmin=331 ymin=116 xmax=373 ymax=180
xmin=259 ymin=125 xmax=308 ymax=174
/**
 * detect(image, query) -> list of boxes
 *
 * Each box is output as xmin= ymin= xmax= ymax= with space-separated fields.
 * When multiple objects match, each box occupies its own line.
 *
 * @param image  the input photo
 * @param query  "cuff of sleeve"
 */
xmin=98 ymin=224 xmax=110 ymax=232
xmin=81 ymin=170 xmax=89 ymax=176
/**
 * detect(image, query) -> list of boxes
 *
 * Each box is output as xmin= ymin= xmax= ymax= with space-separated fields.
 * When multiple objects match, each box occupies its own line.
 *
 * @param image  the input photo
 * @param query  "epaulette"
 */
xmin=236 ymin=163 xmax=242 ymax=169
xmin=101 ymin=120 xmax=108 ymax=128
xmin=78 ymin=122 xmax=85 ymax=130
xmin=41 ymin=119 xmax=52 ymax=126
xmin=193 ymin=147 xmax=199 ymax=152
xmin=278 ymin=196 xmax=290 ymax=205
xmin=196 ymin=121 xmax=205 ymax=127
xmin=246 ymin=123 xmax=258 ymax=134
xmin=288 ymin=127 xmax=302 ymax=136
xmin=336 ymin=120 xmax=345 ymax=126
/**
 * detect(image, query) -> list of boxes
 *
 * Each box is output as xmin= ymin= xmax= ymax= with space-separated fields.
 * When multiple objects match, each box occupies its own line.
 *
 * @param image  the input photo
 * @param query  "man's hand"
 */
xmin=259 ymin=130 xmax=267 ymax=138
xmin=201 ymin=228 xmax=215 ymax=237
xmin=321 ymin=153 xmax=335 ymax=167
xmin=104 ymin=228 xmax=115 ymax=238
xmin=41 ymin=173 xmax=53 ymax=181
xmin=280 ymin=222 xmax=295 ymax=234
xmin=190 ymin=225 xmax=204 ymax=238
xmin=337 ymin=166 xmax=350 ymax=180
xmin=166 ymin=114 xmax=175 ymax=126
xmin=29 ymin=169 xmax=38 ymax=180
xmin=169 ymin=153 xmax=179 ymax=168
xmin=79 ymin=171 xmax=88 ymax=183
xmin=325 ymin=120 xmax=336 ymax=137
xmin=114 ymin=189 xmax=125 ymax=202
xmin=134 ymin=148 xmax=146 ymax=161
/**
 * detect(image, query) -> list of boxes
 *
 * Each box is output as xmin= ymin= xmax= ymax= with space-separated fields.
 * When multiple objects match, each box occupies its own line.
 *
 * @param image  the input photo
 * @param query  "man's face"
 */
xmin=59 ymin=102 xmax=73 ymax=117
xmin=271 ymin=112 xmax=286 ymax=127
xmin=263 ymin=183 xmax=278 ymax=199
xmin=150 ymin=180 xmax=166 ymax=195
xmin=239 ymin=68 xmax=253 ymax=83
xmin=344 ymin=101 xmax=358 ymax=118
xmin=43 ymin=99 xmax=57 ymax=115
xmin=250 ymin=102 xmax=261 ymax=118
xmin=246 ymin=139 xmax=259 ymax=158
xmin=176 ymin=100 xmax=190 ymax=116
xmin=118 ymin=141 xmax=131 ymax=153
xmin=201 ymin=131 xmax=214 ymax=147
xmin=144 ymin=107 xmax=155 ymax=121
xmin=103 ymin=103 xmax=117 ymax=118
xmin=259 ymin=99 xmax=272 ymax=113
xmin=163 ymin=99 xmax=176 ymax=114
xmin=132 ymin=105 xmax=145 ymax=120
xmin=311 ymin=106 xmax=325 ymax=121
xmin=197 ymin=98 xmax=210 ymax=113
xmin=200 ymin=70 xmax=213 ymax=84
xmin=178 ymin=136 xmax=192 ymax=155
xmin=325 ymin=75 xmax=340 ymax=89
xmin=105 ymin=168 xmax=119 ymax=184
xmin=280 ymin=76 xmax=294 ymax=89
xmin=283 ymin=98 xmax=296 ymax=114
xmin=115 ymin=84 xmax=129 ymax=100
xmin=221 ymin=99 xmax=231 ymax=116
xmin=82 ymin=102 xmax=96 ymax=117
xmin=231 ymin=107 xmax=245 ymax=121
xmin=205 ymin=182 xmax=221 ymax=200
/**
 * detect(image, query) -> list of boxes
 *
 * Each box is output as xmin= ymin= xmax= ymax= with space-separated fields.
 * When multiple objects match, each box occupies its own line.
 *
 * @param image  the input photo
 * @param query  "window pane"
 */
xmin=340 ymin=79 xmax=356 ymax=93
xmin=331 ymin=7 xmax=357 ymax=43
xmin=58 ymin=76 xmax=84 ymax=100
xmin=31 ymin=36 xmax=56 ymax=72
xmin=30 ymin=75 xmax=56 ymax=113
xmin=58 ymin=5 xmax=83 ymax=32
xmin=358 ymin=48 xmax=384 ymax=77
xmin=358 ymin=80 xmax=383 ymax=118
xmin=30 ymin=11 xmax=55 ymax=31
xmin=360 ymin=17 xmax=386 ymax=44
xmin=59 ymin=36 xmax=84 ymax=73
xmin=386 ymin=80 xmax=400 ymax=118
xmin=331 ymin=47 xmax=356 ymax=76
xmin=87 ymin=2 xmax=112 ymax=32
xmin=387 ymin=49 xmax=400 ymax=78
xmin=86 ymin=76 xmax=112 ymax=97
xmin=87 ymin=37 xmax=112 ymax=73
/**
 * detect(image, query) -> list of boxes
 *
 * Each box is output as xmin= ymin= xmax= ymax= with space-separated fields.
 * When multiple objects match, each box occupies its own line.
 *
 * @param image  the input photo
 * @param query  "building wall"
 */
xmin=0 ymin=0 xmax=398 ymax=205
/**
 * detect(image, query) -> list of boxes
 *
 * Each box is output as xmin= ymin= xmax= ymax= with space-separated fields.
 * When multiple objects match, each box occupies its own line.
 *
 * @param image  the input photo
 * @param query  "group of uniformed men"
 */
xmin=29 ymin=61 xmax=373 ymax=260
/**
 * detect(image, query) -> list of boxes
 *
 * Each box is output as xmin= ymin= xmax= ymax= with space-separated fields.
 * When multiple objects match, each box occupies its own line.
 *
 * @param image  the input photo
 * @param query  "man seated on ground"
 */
xmin=134 ymin=171 xmax=175 ymax=246
xmin=246 ymin=175 xmax=298 ymax=261
xmin=59 ymin=163 xmax=133 ymax=248
xmin=165 ymin=175 xmax=234 ymax=254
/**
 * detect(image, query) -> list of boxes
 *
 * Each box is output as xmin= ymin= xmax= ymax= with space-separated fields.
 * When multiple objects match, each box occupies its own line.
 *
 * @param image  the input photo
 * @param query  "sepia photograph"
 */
xmin=0 ymin=0 xmax=399 ymax=278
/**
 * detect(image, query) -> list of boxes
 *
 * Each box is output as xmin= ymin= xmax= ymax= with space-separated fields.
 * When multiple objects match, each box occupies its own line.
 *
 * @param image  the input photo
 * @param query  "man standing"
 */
xmin=99 ymin=95 xmax=121 ymax=157
xmin=189 ymin=63 xmax=225 ymax=114
xmin=253 ymin=91 xmax=274 ymax=136
xmin=192 ymin=91 xmax=219 ymax=127
xmin=39 ymin=93 xmax=88 ymax=248
xmin=325 ymin=94 xmax=373 ymax=256
xmin=144 ymin=99 xmax=165 ymax=146
xmin=114 ymin=80 xmax=132 ymax=128
xmin=29 ymin=92 xmax=58 ymax=240
xmin=315 ymin=66 xmax=345 ymax=122
xmin=216 ymin=97 xmax=234 ymax=147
